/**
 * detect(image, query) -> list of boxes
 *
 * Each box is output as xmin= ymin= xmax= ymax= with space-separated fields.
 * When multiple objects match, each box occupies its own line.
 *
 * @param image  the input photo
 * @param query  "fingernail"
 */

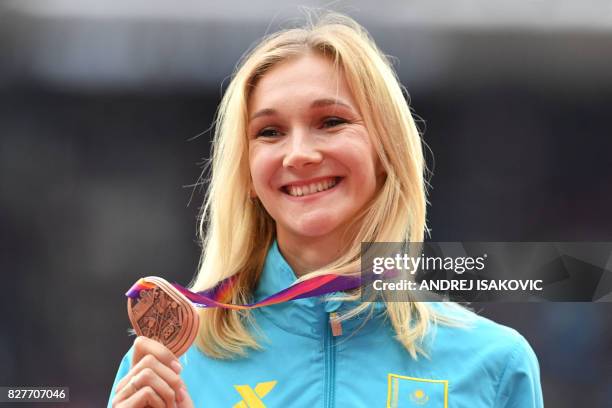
xmin=171 ymin=360 xmax=182 ymax=373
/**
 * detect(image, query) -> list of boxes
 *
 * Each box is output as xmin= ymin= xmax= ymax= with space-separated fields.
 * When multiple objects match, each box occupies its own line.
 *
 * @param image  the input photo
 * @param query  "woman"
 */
xmin=108 ymin=12 xmax=543 ymax=407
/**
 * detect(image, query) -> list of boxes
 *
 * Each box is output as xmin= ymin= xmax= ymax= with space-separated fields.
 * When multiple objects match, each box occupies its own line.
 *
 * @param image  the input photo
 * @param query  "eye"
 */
xmin=322 ymin=117 xmax=348 ymax=128
xmin=256 ymin=127 xmax=282 ymax=138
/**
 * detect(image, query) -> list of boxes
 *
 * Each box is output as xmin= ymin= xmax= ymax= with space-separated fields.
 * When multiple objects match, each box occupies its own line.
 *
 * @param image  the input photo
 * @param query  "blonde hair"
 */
xmin=191 ymin=11 xmax=451 ymax=359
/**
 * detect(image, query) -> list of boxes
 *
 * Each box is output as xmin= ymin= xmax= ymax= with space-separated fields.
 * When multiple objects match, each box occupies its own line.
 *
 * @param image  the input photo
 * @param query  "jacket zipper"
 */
xmin=324 ymin=313 xmax=336 ymax=408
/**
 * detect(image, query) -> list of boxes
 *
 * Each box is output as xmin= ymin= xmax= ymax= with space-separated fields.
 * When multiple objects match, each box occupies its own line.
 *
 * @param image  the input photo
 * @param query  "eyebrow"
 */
xmin=249 ymin=98 xmax=355 ymax=121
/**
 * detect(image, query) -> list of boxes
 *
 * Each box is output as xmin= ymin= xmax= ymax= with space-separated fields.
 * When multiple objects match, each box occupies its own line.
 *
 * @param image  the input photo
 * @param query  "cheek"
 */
xmin=332 ymin=135 xmax=379 ymax=188
xmin=248 ymin=149 xmax=262 ymax=191
xmin=249 ymin=147 xmax=276 ymax=193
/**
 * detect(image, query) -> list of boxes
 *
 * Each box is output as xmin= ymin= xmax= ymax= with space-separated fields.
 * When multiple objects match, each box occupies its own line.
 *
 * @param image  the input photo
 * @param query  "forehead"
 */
xmin=248 ymin=53 xmax=357 ymax=112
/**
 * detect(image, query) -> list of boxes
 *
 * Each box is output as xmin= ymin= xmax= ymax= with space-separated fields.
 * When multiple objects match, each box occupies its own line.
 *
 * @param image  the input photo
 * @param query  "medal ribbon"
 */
xmin=126 ymin=273 xmax=362 ymax=310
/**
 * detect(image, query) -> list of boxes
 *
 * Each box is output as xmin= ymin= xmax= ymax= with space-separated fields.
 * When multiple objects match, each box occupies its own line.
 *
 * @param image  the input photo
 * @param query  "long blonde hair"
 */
xmin=191 ymin=11 xmax=445 ymax=359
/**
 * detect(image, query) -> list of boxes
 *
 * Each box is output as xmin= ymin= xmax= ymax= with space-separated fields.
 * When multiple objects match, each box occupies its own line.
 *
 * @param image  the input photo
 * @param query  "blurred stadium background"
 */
xmin=0 ymin=1 xmax=611 ymax=406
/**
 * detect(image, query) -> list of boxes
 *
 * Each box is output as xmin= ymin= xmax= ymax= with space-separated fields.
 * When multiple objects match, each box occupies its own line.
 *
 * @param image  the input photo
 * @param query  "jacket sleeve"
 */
xmin=494 ymin=334 xmax=544 ymax=408
xmin=106 ymin=348 xmax=134 ymax=408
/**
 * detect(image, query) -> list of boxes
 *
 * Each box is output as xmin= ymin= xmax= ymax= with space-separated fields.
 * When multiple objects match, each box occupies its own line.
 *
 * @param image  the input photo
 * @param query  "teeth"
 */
xmin=286 ymin=178 xmax=338 ymax=197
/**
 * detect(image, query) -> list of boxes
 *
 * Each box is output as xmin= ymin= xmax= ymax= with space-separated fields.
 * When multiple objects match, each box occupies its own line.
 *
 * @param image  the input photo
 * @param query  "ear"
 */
xmin=249 ymin=187 xmax=258 ymax=199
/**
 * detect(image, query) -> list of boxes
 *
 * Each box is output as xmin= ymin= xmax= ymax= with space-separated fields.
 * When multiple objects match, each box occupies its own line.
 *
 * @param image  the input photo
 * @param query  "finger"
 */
xmin=115 ymin=368 xmax=176 ymax=408
xmin=136 ymin=367 xmax=178 ymax=408
xmin=130 ymin=354 xmax=184 ymax=402
xmin=115 ymin=385 xmax=165 ymax=408
xmin=112 ymin=375 xmax=140 ymax=406
xmin=132 ymin=336 xmax=181 ymax=373
xmin=177 ymin=386 xmax=195 ymax=408
xmin=115 ymin=373 xmax=132 ymax=395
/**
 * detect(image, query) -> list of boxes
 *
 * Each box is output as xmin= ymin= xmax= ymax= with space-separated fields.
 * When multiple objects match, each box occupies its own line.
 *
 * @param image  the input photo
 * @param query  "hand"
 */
xmin=111 ymin=336 xmax=194 ymax=408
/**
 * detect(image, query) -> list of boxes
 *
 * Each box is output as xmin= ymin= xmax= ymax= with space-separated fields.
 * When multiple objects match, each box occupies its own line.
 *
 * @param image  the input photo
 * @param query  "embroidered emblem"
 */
xmin=387 ymin=373 xmax=448 ymax=408
xmin=409 ymin=388 xmax=429 ymax=405
xmin=233 ymin=381 xmax=277 ymax=408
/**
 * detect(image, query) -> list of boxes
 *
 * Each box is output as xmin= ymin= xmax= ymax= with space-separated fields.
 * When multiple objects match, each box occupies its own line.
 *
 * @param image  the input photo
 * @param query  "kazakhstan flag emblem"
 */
xmin=409 ymin=388 xmax=429 ymax=404
xmin=387 ymin=373 xmax=448 ymax=408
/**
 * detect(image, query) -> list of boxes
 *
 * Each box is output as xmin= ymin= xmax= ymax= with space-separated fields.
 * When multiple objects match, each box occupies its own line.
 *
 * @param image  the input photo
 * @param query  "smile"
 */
xmin=282 ymin=177 xmax=342 ymax=197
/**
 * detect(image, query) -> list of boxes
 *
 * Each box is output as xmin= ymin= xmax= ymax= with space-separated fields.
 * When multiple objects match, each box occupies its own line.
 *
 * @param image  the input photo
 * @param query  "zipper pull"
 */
xmin=329 ymin=312 xmax=343 ymax=337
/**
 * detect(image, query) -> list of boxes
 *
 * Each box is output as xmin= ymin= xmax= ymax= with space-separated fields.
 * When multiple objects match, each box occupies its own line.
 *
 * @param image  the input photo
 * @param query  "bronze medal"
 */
xmin=127 ymin=276 xmax=199 ymax=357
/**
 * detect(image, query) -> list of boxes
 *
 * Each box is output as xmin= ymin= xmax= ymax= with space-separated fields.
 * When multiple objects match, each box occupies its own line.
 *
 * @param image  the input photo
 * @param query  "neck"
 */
xmin=276 ymin=230 xmax=347 ymax=277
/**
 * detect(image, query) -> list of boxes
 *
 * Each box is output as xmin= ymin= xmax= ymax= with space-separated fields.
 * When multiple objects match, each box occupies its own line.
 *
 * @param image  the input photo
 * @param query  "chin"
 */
xmin=287 ymin=215 xmax=342 ymax=238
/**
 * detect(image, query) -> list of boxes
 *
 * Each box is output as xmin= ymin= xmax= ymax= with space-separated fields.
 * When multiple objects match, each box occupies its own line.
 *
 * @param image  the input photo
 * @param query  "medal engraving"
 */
xmin=127 ymin=277 xmax=199 ymax=357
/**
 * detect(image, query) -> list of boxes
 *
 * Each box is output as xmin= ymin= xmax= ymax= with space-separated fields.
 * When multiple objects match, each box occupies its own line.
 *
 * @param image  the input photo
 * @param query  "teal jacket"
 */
xmin=108 ymin=241 xmax=543 ymax=407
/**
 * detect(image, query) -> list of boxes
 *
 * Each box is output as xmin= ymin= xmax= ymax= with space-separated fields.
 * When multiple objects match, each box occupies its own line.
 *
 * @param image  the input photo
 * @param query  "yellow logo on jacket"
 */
xmin=233 ymin=380 xmax=277 ymax=408
xmin=387 ymin=373 xmax=448 ymax=408
xmin=409 ymin=388 xmax=429 ymax=405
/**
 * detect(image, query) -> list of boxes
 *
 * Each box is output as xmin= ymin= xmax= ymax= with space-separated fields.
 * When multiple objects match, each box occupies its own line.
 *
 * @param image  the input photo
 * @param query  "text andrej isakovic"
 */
xmin=370 ymin=254 xmax=543 ymax=292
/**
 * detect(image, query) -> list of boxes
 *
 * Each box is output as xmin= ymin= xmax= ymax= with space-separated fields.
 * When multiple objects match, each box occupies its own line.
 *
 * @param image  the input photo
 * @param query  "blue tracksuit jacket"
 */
xmin=108 ymin=241 xmax=543 ymax=407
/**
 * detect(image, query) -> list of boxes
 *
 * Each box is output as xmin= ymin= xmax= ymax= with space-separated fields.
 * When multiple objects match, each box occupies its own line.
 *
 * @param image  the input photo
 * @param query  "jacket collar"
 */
xmin=253 ymin=240 xmax=302 ymax=303
xmin=253 ymin=240 xmax=385 ymax=338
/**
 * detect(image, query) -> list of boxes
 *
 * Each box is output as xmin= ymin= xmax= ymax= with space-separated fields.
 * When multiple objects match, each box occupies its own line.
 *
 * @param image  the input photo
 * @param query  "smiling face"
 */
xmin=247 ymin=52 xmax=383 ymax=250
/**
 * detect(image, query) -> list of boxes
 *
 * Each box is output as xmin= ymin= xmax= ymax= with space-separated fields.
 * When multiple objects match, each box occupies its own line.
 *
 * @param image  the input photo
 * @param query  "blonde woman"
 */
xmin=108 ymin=12 xmax=543 ymax=408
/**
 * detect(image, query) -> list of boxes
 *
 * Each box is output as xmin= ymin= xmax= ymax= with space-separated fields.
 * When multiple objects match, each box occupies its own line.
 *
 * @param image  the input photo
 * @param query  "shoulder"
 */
xmin=425 ymin=303 xmax=543 ymax=407
xmin=428 ymin=302 xmax=537 ymax=357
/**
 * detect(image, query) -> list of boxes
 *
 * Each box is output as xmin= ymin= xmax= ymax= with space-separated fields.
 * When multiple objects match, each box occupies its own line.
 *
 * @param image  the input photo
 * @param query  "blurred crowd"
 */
xmin=1 ymin=2 xmax=610 ymax=406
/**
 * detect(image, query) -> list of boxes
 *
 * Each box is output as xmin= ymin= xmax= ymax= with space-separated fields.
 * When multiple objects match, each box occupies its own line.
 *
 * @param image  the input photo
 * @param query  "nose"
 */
xmin=282 ymin=128 xmax=323 ymax=169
